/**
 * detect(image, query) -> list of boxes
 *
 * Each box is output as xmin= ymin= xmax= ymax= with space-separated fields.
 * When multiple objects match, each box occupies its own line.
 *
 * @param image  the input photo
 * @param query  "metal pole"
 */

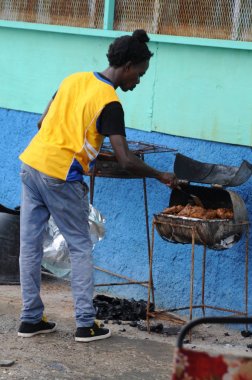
xmin=245 ymin=223 xmax=249 ymax=319
xmin=94 ymin=265 xmax=148 ymax=288
xmin=147 ymin=220 xmax=155 ymax=332
xmin=201 ymin=245 xmax=206 ymax=317
xmin=189 ymin=228 xmax=195 ymax=322
xmin=141 ymin=156 xmax=151 ymax=263
xmin=89 ymin=171 xmax=95 ymax=205
xmin=141 ymin=154 xmax=153 ymax=300
xmin=103 ymin=0 xmax=115 ymax=30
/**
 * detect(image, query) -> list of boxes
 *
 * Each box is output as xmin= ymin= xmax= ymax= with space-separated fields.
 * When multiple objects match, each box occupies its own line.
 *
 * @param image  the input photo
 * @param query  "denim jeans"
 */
xmin=19 ymin=163 xmax=95 ymax=327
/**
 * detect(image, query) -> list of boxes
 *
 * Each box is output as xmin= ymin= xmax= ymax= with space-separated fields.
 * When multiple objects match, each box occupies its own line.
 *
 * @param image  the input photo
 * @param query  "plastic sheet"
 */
xmin=42 ymin=204 xmax=105 ymax=279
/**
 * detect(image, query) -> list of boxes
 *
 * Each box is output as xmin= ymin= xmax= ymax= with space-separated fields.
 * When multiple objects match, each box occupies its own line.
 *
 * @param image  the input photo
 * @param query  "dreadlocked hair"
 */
xmin=107 ymin=29 xmax=153 ymax=67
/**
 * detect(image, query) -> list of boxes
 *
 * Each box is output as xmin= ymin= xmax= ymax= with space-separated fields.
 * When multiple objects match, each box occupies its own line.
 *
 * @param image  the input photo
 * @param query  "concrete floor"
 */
xmin=1 ymin=275 xmax=252 ymax=380
xmin=0 ymin=276 xmax=175 ymax=380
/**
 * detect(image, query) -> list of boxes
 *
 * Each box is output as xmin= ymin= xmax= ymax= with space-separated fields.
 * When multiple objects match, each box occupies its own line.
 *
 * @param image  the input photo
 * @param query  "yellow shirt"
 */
xmin=20 ymin=72 xmax=120 ymax=180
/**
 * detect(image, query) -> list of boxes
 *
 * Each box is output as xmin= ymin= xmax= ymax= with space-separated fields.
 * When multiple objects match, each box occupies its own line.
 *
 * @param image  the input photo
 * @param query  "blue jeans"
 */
xmin=19 ymin=163 xmax=96 ymax=327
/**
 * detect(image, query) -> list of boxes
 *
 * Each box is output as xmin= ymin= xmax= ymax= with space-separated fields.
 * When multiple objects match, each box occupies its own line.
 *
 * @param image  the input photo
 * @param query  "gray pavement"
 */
xmin=0 ymin=278 xmax=175 ymax=379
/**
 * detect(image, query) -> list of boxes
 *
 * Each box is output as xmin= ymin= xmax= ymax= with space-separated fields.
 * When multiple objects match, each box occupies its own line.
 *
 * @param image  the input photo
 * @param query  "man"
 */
xmin=18 ymin=29 xmax=177 ymax=342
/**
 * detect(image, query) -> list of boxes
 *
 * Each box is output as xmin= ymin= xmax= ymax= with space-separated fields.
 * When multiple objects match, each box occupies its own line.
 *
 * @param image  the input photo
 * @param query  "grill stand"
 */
xmin=146 ymin=219 xmax=250 ymax=333
xmin=88 ymin=154 xmax=153 ymax=292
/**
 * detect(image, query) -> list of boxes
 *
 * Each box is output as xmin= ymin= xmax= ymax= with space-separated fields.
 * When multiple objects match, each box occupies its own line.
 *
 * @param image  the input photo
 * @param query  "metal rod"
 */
xmin=95 ymin=281 xmax=149 ymax=287
xmin=168 ymin=305 xmax=248 ymax=315
xmin=142 ymin=177 xmax=151 ymax=261
xmin=150 ymin=222 xmax=155 ymax=305
xmin=89 ymin=170 xmax=95 ymax=205
xmin=141 ymin=154 xmax=154 ymax=303
xmin=148 ymin=311 xmax=185 ymax=325
xmin=147 ymin=220 xmax=155 ymax=333
xmin=245 ymin=223 xmax=249 ymax=329
xmin=201 ymin=245 xmax=206 ymax=317
xmin=169 ymin=305 xmax=205 ymax=312
xmin=154 ymin=219 xmax=248 ymax=227
xmin=94 ymin=266 xmax=149 ymax=288
xmin=189 ymin=228 xmax=196 ymax=342
xmin=203 ymin=305 xmax=248 ymax=315
xmin=189 ymin=228 xmax=195 ymax=321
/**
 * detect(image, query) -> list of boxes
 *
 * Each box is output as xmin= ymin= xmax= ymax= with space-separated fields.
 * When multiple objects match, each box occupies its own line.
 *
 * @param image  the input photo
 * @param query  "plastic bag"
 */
xmin=42 ymin=204 xmax=105 ymax=279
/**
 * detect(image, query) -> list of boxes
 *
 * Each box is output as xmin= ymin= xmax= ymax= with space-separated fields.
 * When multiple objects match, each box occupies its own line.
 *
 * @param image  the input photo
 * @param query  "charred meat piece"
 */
xmin=216 ymin=208 xmax=234 ymax=219
xmin=162 ymin=205 xmax=184 ymax=214
xmin=204 ymin=209 xmax=218 ymax=220
xmin=162 ymin=204 xmax=233 ymax=220
xmin=178 ymin=205 xmax=206 ymax=219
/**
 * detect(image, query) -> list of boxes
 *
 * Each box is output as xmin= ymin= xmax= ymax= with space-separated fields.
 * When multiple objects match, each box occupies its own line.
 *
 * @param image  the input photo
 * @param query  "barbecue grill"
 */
xmin=155 ymin=153 xmax=251 ymax=250
xmin=86 ymin=141 xmax=176 ymax=288
xmin=88 ymin=140 xmax=176 ymax=182
xmin=147 ymin=154 xmax=252 ymax=329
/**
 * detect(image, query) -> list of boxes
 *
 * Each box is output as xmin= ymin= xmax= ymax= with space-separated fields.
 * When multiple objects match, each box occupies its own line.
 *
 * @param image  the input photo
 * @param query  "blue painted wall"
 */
xmin=1 ymin=107 xmax=251 ymax=316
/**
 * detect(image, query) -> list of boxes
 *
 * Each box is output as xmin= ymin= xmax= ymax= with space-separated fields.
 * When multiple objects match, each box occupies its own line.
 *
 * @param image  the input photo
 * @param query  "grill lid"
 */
xmin=174 ymin=154 xmax=252 ymax=187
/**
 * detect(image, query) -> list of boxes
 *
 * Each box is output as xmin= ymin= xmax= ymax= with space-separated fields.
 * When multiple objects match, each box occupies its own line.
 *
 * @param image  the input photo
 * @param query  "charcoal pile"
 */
xmin=93 ymin=294 xmax=154 ymax=321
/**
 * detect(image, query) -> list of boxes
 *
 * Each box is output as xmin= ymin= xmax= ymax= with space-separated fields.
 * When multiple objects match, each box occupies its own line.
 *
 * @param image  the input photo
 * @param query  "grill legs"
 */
xmin=146 ymin=221 xmax=250 ymax=335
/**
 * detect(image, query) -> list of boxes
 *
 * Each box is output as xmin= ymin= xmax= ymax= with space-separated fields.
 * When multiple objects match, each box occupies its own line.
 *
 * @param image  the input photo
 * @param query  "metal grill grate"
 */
xmin=0 ymin=0 xmax=104 ymax=29
xmin=100 ymin=141 xmax=176 ymax=156
xmin=114 ymin=0 xmax=252 ymax=41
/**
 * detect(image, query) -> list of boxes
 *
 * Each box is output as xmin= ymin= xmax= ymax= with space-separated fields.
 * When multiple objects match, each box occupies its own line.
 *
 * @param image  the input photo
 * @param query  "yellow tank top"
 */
xmin=20 ymin=72 xmax=120 ymax=180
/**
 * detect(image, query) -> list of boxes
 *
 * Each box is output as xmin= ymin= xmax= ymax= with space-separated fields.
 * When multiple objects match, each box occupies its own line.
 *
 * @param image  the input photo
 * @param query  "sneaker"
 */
xmin=18 ymin=315 xmax=57 ymax=337
xmin=75 ymin=321 xmax=111 ymax=342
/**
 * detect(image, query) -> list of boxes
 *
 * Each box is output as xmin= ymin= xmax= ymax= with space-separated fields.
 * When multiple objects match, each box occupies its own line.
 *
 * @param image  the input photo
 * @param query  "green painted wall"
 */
xmin=153 ymin=43 xmax=252 ymax=145
xmin=0 ymin=22 xmax=252 ymax=145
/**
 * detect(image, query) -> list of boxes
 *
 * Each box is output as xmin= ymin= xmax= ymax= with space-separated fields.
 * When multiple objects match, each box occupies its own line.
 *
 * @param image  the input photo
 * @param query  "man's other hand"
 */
xmin=158 ymin=172 xmax=177 ymax=188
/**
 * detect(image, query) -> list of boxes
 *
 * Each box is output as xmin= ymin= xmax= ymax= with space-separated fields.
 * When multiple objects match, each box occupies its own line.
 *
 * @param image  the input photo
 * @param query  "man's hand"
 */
xmin=158 ymin=172 xmax=178 ymax=188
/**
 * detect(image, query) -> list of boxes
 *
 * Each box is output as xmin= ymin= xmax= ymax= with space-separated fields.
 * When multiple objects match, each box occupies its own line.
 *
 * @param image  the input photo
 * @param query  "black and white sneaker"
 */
xmin=75 ymin=321 xmax=111 ymax=342
xmin=18 ymin=316 xmax=57 ymax=337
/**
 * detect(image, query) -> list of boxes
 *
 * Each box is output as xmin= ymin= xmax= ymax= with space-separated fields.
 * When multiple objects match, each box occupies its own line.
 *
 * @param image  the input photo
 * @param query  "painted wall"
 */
xmin=153 ymin=43 xmax=252 ymax=145
xmin=1 ymin=107 xmax=251 ymax=317
xmin=0 ymin=22 xmax=252 ymax=145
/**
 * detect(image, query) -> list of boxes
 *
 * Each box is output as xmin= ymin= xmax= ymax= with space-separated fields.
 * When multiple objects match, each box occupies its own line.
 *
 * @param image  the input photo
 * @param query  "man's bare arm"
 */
xmin=37 ymin=98 xmax=54 ymax=130
xmin=109 ymin=135 xmax=177 ymax=187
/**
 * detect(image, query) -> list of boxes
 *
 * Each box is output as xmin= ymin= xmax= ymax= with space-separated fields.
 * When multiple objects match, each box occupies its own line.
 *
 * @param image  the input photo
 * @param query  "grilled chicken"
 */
xmin=162 ymin=204 xmax=233 ymax=220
